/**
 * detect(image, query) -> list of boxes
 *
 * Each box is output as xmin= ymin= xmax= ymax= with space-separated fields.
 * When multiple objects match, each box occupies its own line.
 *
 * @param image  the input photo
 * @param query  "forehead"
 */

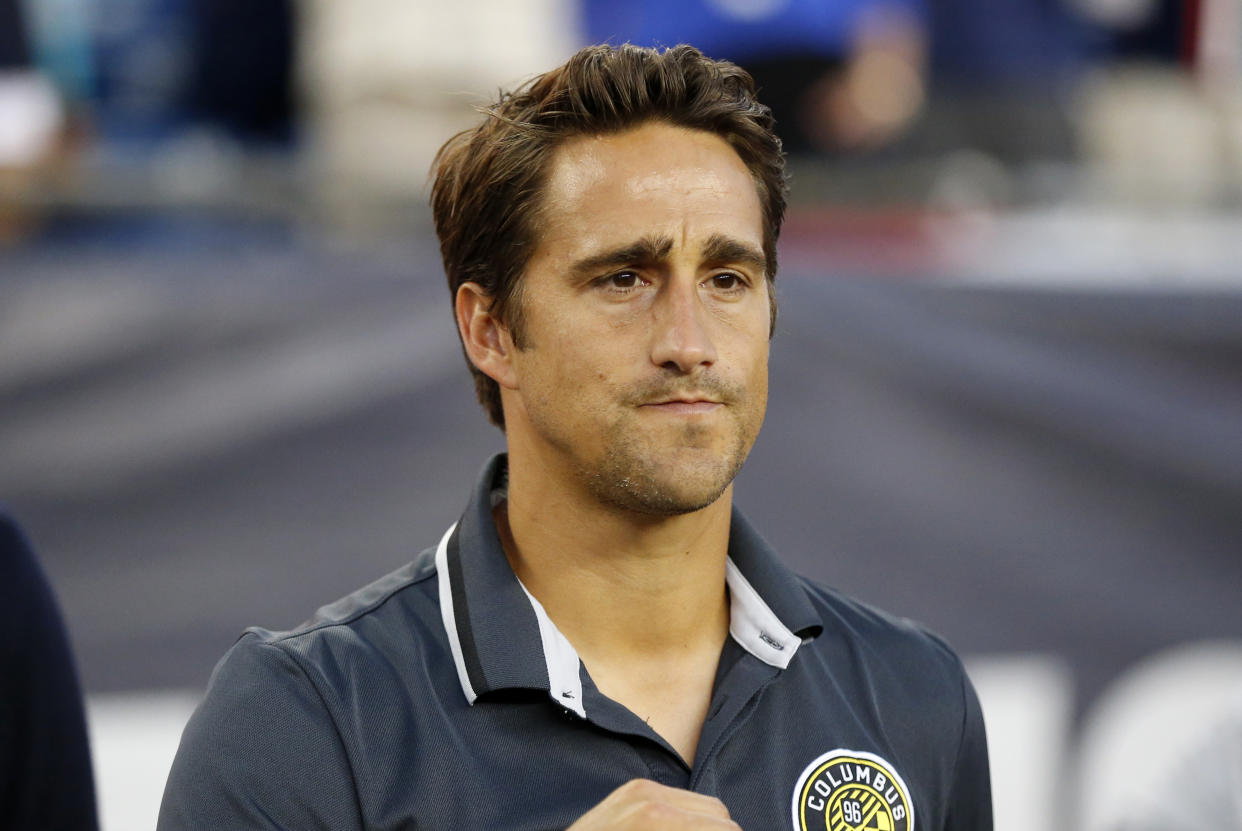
xmin=532 ymin=123 xmax=764 ymax=264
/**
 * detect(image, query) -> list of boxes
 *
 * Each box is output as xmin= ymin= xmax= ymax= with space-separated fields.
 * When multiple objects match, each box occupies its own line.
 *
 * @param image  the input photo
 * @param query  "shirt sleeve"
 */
xmin=157 ymin=634 xmax=363 ymax=831
xmin=943 ymin=669 xmax=993 ymax=831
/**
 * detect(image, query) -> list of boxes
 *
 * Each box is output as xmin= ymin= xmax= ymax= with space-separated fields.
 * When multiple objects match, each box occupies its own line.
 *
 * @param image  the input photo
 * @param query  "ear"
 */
xmin=455 ymin=282 xmax=519 ymax=390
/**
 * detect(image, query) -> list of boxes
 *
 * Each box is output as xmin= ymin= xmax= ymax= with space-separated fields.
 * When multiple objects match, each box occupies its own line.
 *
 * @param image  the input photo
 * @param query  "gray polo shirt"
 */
xmin=158 ymin=455 xmax=991 ymax=830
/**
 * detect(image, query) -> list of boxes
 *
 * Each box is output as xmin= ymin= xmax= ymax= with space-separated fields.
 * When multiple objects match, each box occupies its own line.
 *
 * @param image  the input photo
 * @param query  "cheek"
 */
xmin=750 ymin=352 xmax=770 ymax=402
xmin=516 ymin=332 xmax=615 ymax=404
xmin=712 ymin=287 xmax=773 ymax=336
xmin=731 ymin=315 xmax=771 ymax=370
xmin=738 ymin=338 xmax=770 ymax=412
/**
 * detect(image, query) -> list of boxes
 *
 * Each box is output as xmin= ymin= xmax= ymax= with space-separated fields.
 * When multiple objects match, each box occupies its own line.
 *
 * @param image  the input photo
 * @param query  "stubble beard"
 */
xmin=580 ymin=386 xmax=765 ymax=517
xmin=522 ymin=363 xmax=768 ymax=517
xmin=582 ymin=427 xmax=752 ymax=516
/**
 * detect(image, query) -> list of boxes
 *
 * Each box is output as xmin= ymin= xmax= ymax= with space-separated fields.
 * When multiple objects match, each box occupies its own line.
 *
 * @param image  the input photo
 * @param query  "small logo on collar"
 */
xmin=759 ymin=631 xmax=786 ymax=650
xmin=791 ymin=749 xmax=913 ymax=831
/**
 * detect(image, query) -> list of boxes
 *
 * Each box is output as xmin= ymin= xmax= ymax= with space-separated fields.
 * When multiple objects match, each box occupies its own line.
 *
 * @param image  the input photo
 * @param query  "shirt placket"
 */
xmin=567 ymin=643 xmax=788 ymax=796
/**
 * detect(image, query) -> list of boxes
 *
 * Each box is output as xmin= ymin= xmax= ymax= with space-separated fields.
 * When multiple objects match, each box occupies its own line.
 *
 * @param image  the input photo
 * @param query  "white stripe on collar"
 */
xmin=516 ymin=580 xmax=587 ymax=718
xmin=438 ymin=522 xmax=798 ymax=709
xmin=434 ymin=523 xmax=478 ymax=705
xmin=726 ymin=557 xmax=802 ymax=668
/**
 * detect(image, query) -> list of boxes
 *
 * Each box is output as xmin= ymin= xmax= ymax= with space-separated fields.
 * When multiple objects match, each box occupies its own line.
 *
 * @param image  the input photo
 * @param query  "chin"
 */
xmin=584 ymin=444 xmax=746 ymax=517
xmin=598 ymin=481 xmax=726 ymax=516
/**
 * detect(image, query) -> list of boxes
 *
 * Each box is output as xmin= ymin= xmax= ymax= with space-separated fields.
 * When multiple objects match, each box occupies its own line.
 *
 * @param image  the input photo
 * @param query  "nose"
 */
xmin=649 ymin=279 xmax=717 ymax=374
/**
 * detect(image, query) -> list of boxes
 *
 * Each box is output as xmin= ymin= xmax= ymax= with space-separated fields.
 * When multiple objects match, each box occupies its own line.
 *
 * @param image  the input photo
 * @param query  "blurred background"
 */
xmin=2 ymin=0 xmax=1241 ymax=828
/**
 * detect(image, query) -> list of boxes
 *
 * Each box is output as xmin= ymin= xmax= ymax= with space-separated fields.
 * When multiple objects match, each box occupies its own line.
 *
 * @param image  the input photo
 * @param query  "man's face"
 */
xmin=500 ymin=121 xmax=771 ymax=515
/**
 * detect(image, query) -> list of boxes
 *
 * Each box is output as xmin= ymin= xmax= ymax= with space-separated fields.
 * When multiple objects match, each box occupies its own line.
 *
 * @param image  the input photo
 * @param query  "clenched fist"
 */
xmin=568 ymin=779 xmax=742 ymax=830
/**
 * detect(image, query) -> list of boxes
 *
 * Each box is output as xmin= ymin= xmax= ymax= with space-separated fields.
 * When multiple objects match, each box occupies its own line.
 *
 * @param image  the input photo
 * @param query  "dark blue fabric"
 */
xmin=0 ymin=509 xmax=99 ymax=831
xmin=158 ymin=455 xmax=990 ymax=829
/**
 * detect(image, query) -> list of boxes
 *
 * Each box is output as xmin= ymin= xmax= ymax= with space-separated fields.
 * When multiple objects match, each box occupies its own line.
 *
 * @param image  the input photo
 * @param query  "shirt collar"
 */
xmin=436 ymin=454 xmax=823 ymax=712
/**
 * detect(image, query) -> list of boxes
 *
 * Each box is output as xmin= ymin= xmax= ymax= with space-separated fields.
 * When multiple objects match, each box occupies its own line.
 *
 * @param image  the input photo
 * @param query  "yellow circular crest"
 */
xmin=790 ymin=750 xmax=913 ymax=831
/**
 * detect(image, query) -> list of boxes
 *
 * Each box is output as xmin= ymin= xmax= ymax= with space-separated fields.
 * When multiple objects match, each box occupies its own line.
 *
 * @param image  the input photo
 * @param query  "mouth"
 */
xmin=640 ymin=397 xmax=723 ymax=415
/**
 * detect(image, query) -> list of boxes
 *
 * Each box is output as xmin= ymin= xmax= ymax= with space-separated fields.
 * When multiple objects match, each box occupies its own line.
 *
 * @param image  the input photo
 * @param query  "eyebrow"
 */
xmin=569 ymin=235 xmax=674 ymax=280
xmin=701 ymin=234 xmax=767 ymax=275
xmin=568 ymin=233 xmax=766 ymax=279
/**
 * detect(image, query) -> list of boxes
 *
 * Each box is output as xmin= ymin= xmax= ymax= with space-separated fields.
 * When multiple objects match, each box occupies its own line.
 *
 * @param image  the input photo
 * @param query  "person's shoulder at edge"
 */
xmin=0 ymin=505 xmax=37 ymax=593
xmin=0 ymin=505 xmax=101 ymax=831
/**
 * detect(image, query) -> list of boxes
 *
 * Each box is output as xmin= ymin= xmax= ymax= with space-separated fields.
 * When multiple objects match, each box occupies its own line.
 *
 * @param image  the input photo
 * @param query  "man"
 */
xmin=159 ymin=44 xmax=991 ymax=830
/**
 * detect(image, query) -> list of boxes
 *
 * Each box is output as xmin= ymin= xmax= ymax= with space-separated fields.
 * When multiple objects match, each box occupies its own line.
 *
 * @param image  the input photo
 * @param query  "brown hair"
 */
xmin=431 ymin=43 xmax=788 ymax=428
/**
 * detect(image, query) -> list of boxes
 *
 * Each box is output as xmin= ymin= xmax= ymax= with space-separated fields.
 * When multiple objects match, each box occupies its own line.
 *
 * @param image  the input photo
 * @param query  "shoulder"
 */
xmin=0 ymin=505 xmax=38 ymax=592
xmin=233 ymin=545 xmax=443 ymax=683
xmin=799 ymin=577 xmax=964 ymax=663
xmin=794 ymin=577 xmax=975 ymax=719
xmin=790 ymin=577 xmax=990 ymax=819
xmin=0 ymin=506 xmax=68 ymax=653
xmin=160 ymin=548 xmax=446 ymax=829
xmin=0 ymin=507 xmax=100 ymax=831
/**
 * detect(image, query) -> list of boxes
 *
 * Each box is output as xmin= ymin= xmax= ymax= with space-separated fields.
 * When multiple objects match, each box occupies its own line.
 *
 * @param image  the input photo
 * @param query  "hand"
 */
xmin=567 ymin=779 xmax=742 ymax=830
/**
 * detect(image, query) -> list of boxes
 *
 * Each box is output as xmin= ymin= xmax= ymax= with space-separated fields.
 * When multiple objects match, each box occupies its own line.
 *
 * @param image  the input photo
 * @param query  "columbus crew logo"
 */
xmin=791 ymin=749 xmax=913 ymax=831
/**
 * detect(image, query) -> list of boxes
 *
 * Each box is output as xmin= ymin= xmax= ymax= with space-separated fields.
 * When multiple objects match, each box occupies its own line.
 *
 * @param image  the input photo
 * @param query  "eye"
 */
xmin=596 ymin=271 xmax=648 ymax=294
xmin=708 ymin=272 xmax=746 ymax=292
xmin=609 ymin=271 xmax=641 ymax=289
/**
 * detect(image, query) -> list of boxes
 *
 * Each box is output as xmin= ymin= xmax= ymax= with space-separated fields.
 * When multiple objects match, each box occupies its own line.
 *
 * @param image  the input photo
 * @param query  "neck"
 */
xmin=497 ymin=453 xmax=733 ymax=663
